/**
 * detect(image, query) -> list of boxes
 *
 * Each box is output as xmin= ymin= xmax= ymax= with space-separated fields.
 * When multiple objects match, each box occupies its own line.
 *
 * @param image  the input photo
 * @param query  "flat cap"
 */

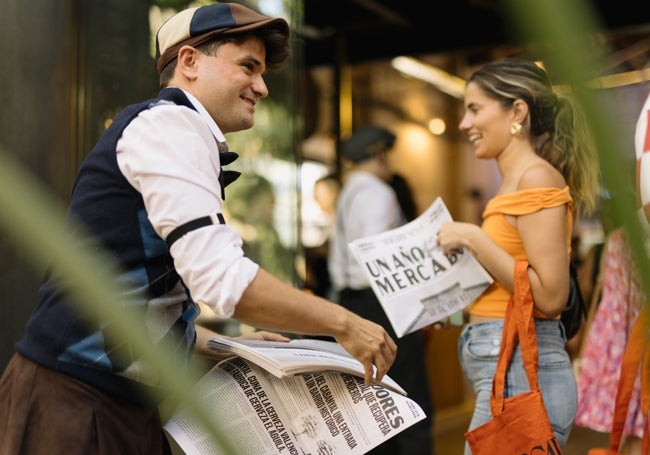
xmin=341 ymin=125 xmax=396 ymax=163
xmin=155 ymin=2 xmax=289 ymax=74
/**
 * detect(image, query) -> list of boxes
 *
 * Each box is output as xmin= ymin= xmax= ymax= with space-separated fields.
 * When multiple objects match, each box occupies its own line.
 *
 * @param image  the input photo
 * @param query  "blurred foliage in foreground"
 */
xmin=0 ymin=0 xmax=646 ymax=453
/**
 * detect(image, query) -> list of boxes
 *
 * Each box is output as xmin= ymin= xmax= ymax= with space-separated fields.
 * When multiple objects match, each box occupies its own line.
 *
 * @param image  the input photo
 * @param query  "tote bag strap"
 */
xmin=513 ymin=261 xmax=540 ymax=391
xmin=490 ymin=286 xmax=519 ymax=416
xmin=608 ymin=307 xmax=649 ymax=452
xmin=491 ymin=260 xmax=540 ymax=416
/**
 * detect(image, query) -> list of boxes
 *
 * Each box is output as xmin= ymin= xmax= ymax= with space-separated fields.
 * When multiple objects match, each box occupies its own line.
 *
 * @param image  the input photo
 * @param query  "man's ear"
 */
xmin=376 ymin=150 xmax=389 ymax=165
xmin=176 ymin=45 xmax=199 ymax=78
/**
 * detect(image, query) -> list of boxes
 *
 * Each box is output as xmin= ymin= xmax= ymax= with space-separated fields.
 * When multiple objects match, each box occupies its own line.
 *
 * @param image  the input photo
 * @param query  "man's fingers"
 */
xmin=385 ymin=333 xmax=398 ymax=355
xmin=364 ymin=364 xmax=375 ymax=386
xmin=373 ymin=340 xmax=397 ymax=383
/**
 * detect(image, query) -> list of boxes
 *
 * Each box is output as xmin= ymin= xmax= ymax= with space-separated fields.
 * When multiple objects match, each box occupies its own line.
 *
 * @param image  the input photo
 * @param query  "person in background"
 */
xmin=436 ymin=57 xmax=601 ymax=453
xmin=329 ymin=125 xmax=434 ymax=455
xmin=0 ymin=4 xmax=396 ymax=454
xmin=574 ymin=226 xmax=645 ymax=454
xmin=313 ymin=173 xmax=341 ymax=226
xmin=389 ymin=172 xmax=418 ymax=221
xmin=304 ymin=173 xmax=341 ymax=300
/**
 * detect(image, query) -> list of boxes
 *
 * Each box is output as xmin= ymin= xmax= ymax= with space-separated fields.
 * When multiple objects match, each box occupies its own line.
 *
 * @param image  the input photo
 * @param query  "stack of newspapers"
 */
xmin=164 ymin=336 xmax=426 ymax=455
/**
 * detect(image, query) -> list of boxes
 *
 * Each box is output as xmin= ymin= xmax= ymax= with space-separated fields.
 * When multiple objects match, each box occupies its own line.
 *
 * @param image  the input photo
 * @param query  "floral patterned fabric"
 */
xmin=575 ymin=228 xmax=645 ymax=437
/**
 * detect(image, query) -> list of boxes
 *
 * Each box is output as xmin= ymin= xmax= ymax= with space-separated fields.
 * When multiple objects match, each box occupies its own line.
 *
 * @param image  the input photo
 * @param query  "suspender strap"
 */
xmin=166 ymin=213 xmax=225 ymax=248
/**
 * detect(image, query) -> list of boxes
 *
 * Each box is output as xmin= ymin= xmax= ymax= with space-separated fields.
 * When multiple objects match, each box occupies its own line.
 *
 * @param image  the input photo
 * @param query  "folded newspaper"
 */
xmin=164 ymin=338 xmax=426 ymax=454
xmin=348 ymin=197 xmax=493 ymax=337
xmin=206 ymin=336 xmax=405 ymax=394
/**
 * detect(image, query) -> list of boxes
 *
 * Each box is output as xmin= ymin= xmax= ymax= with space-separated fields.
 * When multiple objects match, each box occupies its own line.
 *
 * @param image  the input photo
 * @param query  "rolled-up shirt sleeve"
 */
xmin=116 ymin=102 xmax=258 ymax=318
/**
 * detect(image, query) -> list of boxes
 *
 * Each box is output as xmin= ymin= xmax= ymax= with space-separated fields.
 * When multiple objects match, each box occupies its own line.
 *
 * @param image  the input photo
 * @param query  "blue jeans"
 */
xmin=458 ymin=319 xmax=576 ymax=455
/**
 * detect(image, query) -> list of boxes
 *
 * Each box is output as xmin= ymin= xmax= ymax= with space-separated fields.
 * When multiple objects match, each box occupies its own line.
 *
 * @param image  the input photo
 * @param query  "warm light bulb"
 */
xmin=428 ymin=118 xmax=446 ymax=135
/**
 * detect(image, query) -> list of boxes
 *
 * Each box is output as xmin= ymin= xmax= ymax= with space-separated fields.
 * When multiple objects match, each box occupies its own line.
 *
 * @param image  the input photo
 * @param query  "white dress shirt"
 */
xmin=329 ymin=170 xmax=405 ymax=291
xmin=116 ymin=89 xmax=259 ymax=318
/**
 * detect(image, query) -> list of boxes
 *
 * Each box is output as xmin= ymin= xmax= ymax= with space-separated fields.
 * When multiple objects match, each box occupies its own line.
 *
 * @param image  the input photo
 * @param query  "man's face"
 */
xmin=193 ymin=37 xmax=269 ymax=134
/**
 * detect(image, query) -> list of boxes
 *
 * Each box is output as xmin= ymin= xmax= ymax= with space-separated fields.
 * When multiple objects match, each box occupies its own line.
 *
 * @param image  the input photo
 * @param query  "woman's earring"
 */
xmin=510 ymin=122 xmax=522 ymax=136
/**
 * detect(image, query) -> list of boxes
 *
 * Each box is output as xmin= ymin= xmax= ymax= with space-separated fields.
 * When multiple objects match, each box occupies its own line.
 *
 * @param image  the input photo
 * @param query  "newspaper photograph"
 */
xmin=164 ymin=357 xmax=426 ymax=455
xmin=348 ymin=197 xmax=493 ymax=337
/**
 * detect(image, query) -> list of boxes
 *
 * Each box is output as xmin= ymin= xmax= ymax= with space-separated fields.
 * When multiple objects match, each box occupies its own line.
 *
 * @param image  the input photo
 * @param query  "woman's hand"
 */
xmin=436 ymin=221 xmax=480 ymax=257
xmin=431 ymin=317 xmax=451 ymax=330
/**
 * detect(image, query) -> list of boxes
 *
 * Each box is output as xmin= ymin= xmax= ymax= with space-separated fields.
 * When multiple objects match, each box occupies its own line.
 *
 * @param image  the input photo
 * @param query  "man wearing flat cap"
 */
xmin=329 ymin=125 xmax=434 ymax=455
xmin=0 ymin=4 xmax=396 ymax=453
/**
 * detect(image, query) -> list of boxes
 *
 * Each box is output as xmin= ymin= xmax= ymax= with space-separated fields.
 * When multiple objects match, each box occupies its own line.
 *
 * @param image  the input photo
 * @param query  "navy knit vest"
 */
xmin=16 ymin=88 xmax=218 ymax=406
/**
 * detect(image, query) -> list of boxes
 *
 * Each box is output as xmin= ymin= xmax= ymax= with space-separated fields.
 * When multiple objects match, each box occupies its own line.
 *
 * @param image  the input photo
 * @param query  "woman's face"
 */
xmin=458 ymin=81 xmax=515 ymax=160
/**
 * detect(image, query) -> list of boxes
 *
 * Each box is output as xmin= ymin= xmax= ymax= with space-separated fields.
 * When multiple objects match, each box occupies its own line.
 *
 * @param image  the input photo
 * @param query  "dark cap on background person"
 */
xmin=340 ymin=125 xmax=396 ymax=163
xmin=155 ymin=2 xmax=290 ymax=74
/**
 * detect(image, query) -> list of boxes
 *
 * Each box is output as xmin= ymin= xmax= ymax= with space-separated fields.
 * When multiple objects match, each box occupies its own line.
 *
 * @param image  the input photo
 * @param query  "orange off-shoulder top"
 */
xmin=470 ymin=187 xmax=573 ymax=319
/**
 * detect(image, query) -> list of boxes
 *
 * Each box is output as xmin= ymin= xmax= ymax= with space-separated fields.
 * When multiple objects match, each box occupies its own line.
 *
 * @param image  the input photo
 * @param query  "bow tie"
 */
xmin=217 ymin=143 xmax=241 ymax=199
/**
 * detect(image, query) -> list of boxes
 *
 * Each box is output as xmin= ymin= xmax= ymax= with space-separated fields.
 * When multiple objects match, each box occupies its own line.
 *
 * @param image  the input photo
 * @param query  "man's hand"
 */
xmin=333 ymin=313 xmax=397 ymax=386
xmin=236 ymin=330 xmax=290 ymax=342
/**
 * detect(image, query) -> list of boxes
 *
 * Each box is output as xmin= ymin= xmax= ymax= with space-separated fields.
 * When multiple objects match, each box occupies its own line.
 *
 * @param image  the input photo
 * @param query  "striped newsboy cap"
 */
xmin=155 ymin=2 xmax=289 ymax=74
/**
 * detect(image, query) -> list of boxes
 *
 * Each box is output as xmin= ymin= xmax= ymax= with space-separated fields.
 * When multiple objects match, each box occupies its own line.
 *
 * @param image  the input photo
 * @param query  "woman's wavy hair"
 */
xmin=468 ymin=57 xmax=601 ymax=217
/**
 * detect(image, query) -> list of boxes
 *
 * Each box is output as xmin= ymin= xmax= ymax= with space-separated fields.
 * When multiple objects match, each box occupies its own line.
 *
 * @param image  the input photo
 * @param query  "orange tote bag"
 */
xmin=465 ymin=261 xmax=562 ymax=455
